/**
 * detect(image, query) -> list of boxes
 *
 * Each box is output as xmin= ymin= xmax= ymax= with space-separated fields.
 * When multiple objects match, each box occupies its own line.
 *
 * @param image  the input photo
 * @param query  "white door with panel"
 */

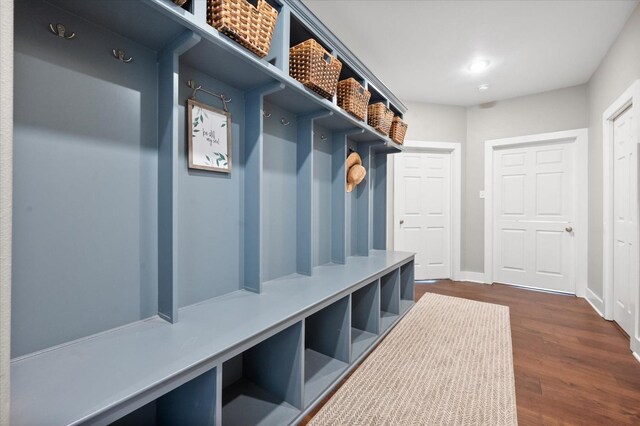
xmin=493 ymin=142 xmax=576 ymax=293
xmin=395 ymin=152 xmax=451 ymax=280
xmin=613 ymin=107 xmax=636 ymax=336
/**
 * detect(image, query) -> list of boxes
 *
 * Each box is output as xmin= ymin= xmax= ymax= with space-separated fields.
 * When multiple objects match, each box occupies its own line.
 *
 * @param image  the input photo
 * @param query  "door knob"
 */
xmin=400 ymin=219 xmax=404 ymax=225
xmin=565 ymin=226 xmax=573 ymax=233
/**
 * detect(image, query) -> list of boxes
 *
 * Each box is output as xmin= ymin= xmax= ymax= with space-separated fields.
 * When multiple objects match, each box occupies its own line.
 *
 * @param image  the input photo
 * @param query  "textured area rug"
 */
xmin=308 ymin=293 xmax=517 ymax=425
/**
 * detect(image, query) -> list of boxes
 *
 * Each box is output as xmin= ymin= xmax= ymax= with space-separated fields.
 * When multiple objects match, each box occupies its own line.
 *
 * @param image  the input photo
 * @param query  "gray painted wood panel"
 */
xmin=176 ymin=64 xmax=245 ymax=307
xmin=262 ymin=102 xmax=298 ymax=282
xmin=12 ymin=1 xmax=161 ymax=356
xmin=312 ymin=125 xmax=333 ymax=267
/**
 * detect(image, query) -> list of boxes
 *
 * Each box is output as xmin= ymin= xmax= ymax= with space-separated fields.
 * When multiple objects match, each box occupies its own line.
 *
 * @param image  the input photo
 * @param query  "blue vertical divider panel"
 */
xmin=266 ymin=3 xmax=290 ymax=71
xmin=158 ymin=31 xmax=201 ymax=323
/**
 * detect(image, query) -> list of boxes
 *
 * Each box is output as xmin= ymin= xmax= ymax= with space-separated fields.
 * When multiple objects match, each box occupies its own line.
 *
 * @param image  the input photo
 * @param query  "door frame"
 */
xmin=393 ymin=141 xmax=462 ymax=281
xmin=484 ymin=129 xmax=588 ymax=296
xmin=602 ymin=80 xmax=640 ymax=353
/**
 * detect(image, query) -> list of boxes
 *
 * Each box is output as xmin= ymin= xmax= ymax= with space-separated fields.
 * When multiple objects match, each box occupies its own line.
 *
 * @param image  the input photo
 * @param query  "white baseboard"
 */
xmin=633 ymin=352 xmax=640 ymax=364
xmin=585 ymin=288 xmax=605 ymax=317
xmin=458 ymin=271 xmax=487 ymax=284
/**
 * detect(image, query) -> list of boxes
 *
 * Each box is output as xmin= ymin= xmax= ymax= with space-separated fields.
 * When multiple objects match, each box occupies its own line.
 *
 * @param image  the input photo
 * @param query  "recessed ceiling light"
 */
xmin=478 ymin=84 xmax=490 ymax=91
xmin=469 ymin=60 xmax=490 ymax=73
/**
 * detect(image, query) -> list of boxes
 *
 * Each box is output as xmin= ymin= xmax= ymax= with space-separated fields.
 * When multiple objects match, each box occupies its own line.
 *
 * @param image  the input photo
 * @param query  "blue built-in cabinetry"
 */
xmin=11 ymin=0 xmax=414 ymax=424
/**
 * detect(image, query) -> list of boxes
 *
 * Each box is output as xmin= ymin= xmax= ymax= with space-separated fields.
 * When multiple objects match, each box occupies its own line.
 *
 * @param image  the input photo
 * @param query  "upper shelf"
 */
xmin=46 ymin=0 xmax=406 ymax=151
xmin=11 ymin=251 xmax=414 ymax=425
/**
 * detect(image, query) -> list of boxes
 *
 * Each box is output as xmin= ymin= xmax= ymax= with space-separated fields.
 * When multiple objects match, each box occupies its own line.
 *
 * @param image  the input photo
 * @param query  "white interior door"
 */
xmin=395 ymin=151 xmax=451 ymax=280
xmin=613 ymin=107 xmax=636 ymax=335
xmin=493 ymin=142 xmax=576 ymax=293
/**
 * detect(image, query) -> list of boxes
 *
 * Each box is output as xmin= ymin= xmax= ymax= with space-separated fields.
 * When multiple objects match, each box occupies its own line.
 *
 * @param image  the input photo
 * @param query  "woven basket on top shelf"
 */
xmin=207 ymin=0 xmax=278 ymax=58
xmin=290 ymin=39 xmax=342 ymax=99
xmin=390 ymin=116 xmax=408 ymax=144
xmin=337 ymin=78 xmax=371 ymax=121
xmin=367 ymin=102 xmax=394 ymax=135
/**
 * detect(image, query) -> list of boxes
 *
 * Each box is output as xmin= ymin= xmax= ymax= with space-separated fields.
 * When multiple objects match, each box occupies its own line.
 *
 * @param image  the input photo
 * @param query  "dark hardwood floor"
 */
xmin=302 ymin=281 xmax=640 ymax=425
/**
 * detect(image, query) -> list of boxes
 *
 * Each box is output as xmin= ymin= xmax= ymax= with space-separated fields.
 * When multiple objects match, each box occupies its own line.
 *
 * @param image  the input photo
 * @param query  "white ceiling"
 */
xmin=302 ymin=0 xmax=638 ymax=106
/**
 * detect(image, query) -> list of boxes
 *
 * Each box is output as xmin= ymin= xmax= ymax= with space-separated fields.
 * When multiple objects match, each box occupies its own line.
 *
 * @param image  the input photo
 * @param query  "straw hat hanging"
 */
xmin=346 ymin=151 xmax=366 ymax=192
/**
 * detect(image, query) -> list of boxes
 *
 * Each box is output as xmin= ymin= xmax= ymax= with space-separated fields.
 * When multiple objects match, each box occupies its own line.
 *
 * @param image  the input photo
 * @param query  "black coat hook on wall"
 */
xmin=49 ymin=23 xmax=75 ymax=39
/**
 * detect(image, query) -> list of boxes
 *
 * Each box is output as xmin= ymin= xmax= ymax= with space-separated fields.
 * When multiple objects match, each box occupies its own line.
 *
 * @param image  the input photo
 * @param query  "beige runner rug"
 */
xmin=308 ymin=293 xmax=517 ymax=426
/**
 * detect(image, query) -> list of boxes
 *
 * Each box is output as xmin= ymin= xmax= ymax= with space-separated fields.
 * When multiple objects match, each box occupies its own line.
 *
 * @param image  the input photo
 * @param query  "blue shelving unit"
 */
xmin=10 ymin=0 xmax=414 ymax=424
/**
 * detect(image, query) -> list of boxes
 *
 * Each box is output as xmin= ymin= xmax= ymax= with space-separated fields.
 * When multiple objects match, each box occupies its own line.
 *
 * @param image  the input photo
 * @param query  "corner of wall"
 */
xmin=0 ymin=1 xmax=14 ymax=423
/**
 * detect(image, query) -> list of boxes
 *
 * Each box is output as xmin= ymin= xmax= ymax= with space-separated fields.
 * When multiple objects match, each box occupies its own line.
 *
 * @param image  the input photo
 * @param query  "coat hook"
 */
xmin=320 ymin=134 xmax=327 ymax=141
xmin=281 ymin=118 xmax=290 ymax=126
xmin=112 ymin=48 xmax=133 ymax=63
xmin=49 ymin=23 xmax=75 ymax=39
xmin=263 ymin=111 xmax=272 ymax=118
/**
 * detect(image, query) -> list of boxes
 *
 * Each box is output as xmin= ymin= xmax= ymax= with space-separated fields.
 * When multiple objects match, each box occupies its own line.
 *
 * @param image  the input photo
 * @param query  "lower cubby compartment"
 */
xmin=350 ymin=280 xmax=380 ymax=360
xmin=380 ymin=269 xmax=400 ymax=332
xmin=304 ymin=296 xmax=350 ymax=406
xmin=222 ymin=322 xmax=303 ymax=426
xmin=400 ymin=260 xmax=415 ymax=313
xmin=110 ymin=367 xmax=217 ymax=426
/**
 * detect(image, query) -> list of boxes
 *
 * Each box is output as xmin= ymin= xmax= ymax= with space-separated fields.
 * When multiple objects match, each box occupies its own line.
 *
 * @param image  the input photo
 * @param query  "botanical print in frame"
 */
xmin=188 ymin=98 xmax=232 ymax=173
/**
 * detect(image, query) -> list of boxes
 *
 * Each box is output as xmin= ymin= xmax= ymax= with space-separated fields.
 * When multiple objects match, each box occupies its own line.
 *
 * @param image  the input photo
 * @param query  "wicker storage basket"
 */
xmin=290 ymin=39 xmax=342 ymax=99
xmin=337 ymin=78 xmax=371 ymax=121
xmin=390 ymin=116 xmax=408 ymax=144
xmin=367 ymin=102 xmax=394 ymax=135
xmin=207 ymin=0 xmax=278 ymax=58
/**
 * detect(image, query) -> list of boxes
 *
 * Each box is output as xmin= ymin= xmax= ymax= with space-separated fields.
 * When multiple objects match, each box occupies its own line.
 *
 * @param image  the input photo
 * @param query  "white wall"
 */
xmin=464 ymin=85 xmax=589 ymax=271
xmin=386 ymin=102 xmax=467 ymax=249
xmin=0 ymin=1 xmax=13 ymax=423
xmin=586 ymin=5 xmax=640 ymax=300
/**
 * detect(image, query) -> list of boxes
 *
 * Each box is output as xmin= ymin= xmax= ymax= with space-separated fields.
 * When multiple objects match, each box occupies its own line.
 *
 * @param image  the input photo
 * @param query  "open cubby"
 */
xmin=338 ymin=57 xmax=365 ymax=85
xmin=380 ymin=269 xmax=401 ymax=331
xmin=10 ymin=0 xmax=413 ymax=424
xmin=351 ymin=280 xmax=381 ymax=360
xmin=389 ymin=103 xmax=403 ymax=119
xmin=110 ymin=367 xmax=217 ymax=426
xmin=400 ymin=260 xmax=416 ymax=314
xmin=178 ymin=0 xmax=193 ymax=13
xmin=304 ymin=296 xmax=350 ymax=406
xmin=289 ymin=13 xmax=332 ymax=52
xmin=222 ymin=322 xmax=303 ymax=425
xmin=367 ymin=83 xmax=388 ymax=106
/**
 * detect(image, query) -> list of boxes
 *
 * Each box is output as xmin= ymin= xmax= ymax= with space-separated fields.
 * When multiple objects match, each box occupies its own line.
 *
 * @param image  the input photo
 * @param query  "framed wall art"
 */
xmin=188 ymin=98 xmax=232 ymax=173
